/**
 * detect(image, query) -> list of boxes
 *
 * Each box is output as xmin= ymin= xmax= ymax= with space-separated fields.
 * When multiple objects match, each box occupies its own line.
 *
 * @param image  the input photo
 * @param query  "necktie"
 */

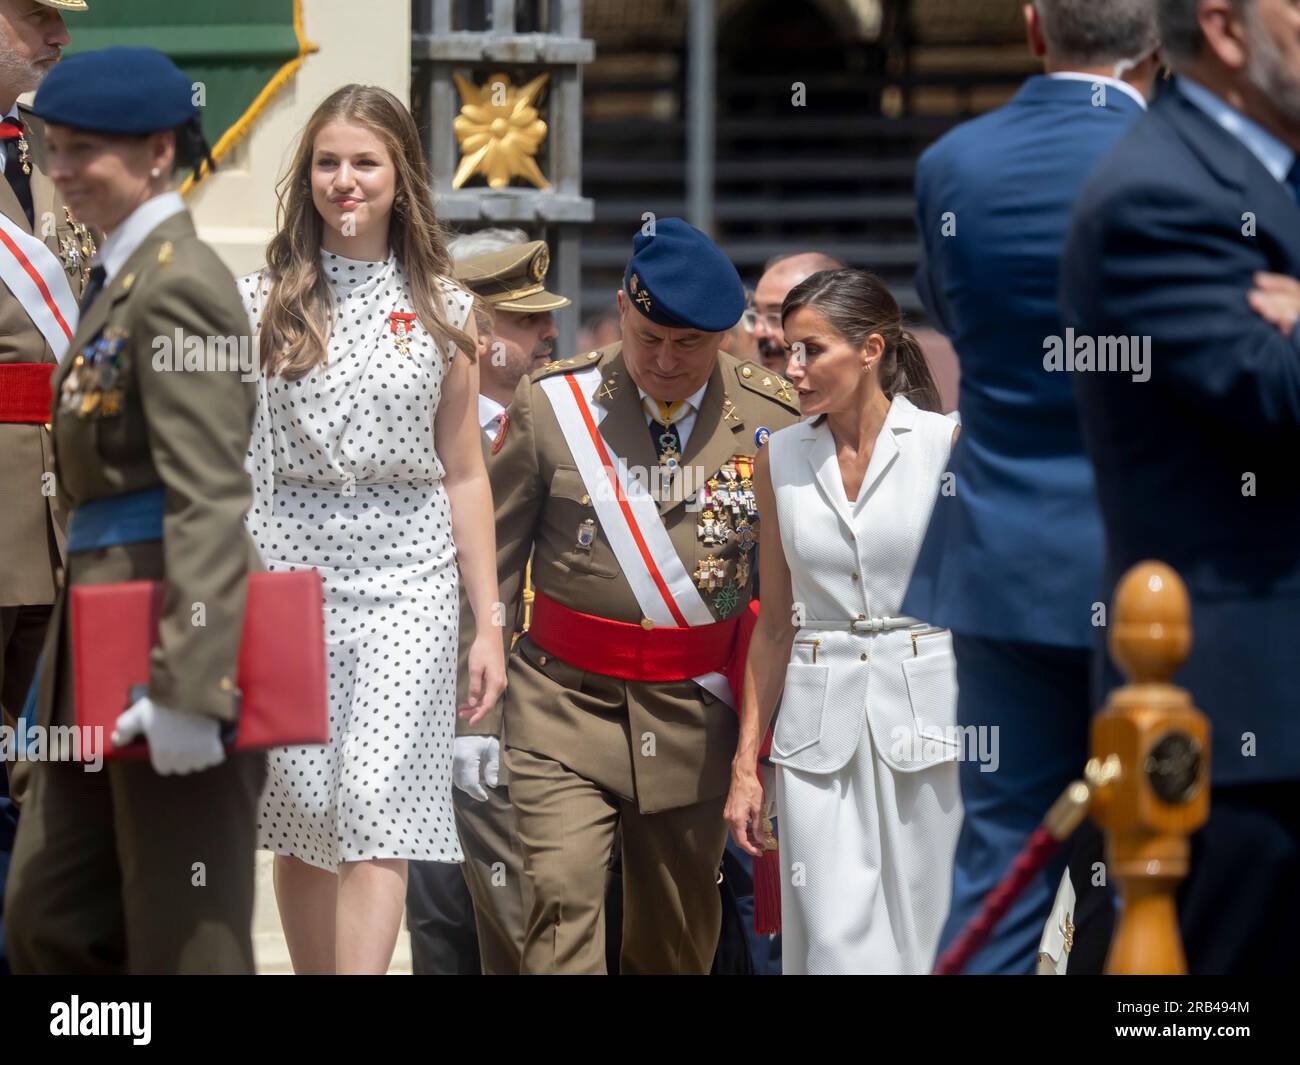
xmin=80 ymin=265 xmax=106 ymax=315
xmin=1 ymin=117 xmax=34 ymax=228
xmin=643 ymin=397 xmax=686 ymax=468
xmin=1287 ymin=157 xmax=1300 ymax=205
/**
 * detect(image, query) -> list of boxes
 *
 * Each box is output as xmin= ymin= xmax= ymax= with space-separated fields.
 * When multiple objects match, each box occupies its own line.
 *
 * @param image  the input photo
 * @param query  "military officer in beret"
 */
xmin=405 ymin=229 xmax=570 ymax=975
xmin=0 ymin=0 xmax=93 ymax=836
xmin=486 ymin=217 xmax=800 ymax=973
xmin=5 ymin=47 xmax=264 ymax=974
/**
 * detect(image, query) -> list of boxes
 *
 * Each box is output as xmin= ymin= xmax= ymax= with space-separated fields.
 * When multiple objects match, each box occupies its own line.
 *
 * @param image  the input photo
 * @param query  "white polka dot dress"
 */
xmin=239 ymin=252 xmax=474 ymax=871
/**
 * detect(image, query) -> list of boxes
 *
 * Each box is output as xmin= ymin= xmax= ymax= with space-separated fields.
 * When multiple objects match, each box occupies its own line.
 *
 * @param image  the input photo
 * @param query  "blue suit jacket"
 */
xmin=1062 ymin=83 xmax=1300 ymax=784
xmin=902 ymin=76 xmax=1145 ymax=647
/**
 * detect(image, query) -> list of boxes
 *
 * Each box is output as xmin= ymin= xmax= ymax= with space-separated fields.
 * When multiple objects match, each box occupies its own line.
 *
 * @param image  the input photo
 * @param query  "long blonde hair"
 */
xmin=259 ymin=85 xmax=474 ymax=379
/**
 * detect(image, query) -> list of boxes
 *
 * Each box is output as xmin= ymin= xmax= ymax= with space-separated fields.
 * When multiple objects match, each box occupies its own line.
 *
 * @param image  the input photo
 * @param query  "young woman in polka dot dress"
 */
xmin=240 ymin=85 xmax=506 ymax=974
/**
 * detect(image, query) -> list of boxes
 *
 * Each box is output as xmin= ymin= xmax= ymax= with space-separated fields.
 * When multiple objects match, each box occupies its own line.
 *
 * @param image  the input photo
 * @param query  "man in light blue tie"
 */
xmin=901 ymin=0 xmax=1161 ymax=973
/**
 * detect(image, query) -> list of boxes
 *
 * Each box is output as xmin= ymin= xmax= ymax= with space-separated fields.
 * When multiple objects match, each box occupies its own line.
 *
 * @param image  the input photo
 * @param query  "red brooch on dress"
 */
xmin=388 ymin=311 xmax=417 ymax=357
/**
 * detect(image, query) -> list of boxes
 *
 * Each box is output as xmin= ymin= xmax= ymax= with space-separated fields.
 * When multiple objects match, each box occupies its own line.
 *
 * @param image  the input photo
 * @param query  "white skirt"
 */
xmin=775 ymin=723 xmax=962 ymax=974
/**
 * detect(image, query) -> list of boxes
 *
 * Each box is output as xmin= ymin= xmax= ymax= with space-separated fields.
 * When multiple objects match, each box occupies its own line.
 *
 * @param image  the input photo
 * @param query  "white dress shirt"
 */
xmin=1177 ymin=77 xmax=1297 ymax=186
xmin=96 ymin=191 xmax=186 ymax=284
xmin=478 ymin=392 xmax=506 ymax=440
xmin=1047 ymin=71 xmax=1148 ymax=111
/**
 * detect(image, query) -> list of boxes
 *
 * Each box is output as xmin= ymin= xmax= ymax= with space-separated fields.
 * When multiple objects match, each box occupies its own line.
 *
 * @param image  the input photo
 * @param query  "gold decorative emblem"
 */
xmin=452 ymin=71 xmax=550 ymax=190
xmin=60 ymin=207 xmax=95 ymax=284
xmin=722 ymin=397 xmax=740 ymax=423
xmin=157 ymin=241 xmax=174 ymax=266
xmin=776 ymin=380 xmax=795 ymax=404
xmin=1062 ymin=915 xmax=1075 ymax=953
xmin=693 ymin=555 xmax=727 ymax=592
xmin=530 ymin=244 xmax=549 ymax=282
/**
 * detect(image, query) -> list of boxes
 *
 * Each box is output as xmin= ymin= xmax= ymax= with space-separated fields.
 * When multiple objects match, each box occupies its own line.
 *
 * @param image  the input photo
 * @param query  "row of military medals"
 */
xmin=61 ymin=326 xmax=127 ymax=416
xmin=693 ymin=458 xmax=758 ymax=619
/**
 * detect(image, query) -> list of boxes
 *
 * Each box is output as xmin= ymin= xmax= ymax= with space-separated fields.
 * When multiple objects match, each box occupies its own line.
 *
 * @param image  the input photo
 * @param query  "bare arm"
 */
xmin=435 ymin=318 xmax=506 ymax=723
xmin=725 ymin=445 xmax=796 ymax=855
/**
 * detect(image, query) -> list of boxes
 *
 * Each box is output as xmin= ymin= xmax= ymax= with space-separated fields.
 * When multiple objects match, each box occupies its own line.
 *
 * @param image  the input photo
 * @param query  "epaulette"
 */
xmin=532 ymin=349 xmax=604 ymax=381
xmin=732 ymin=360 xmax=801 ymax=414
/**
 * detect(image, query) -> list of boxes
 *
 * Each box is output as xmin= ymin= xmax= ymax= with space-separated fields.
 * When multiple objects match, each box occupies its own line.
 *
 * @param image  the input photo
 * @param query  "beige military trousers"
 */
xmin=506 ymin=746 xmax=728 ymax=975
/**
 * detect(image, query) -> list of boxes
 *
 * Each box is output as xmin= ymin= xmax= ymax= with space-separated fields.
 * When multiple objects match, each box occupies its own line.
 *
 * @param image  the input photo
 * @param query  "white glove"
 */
xmin=452 ymin=735 xmax=500 ymax=801
xmin=112 ymin=696 xmax=226 ymax=776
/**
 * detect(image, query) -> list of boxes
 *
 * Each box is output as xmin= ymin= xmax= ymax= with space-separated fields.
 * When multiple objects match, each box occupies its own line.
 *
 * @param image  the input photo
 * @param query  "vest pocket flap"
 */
xmin=901 ymin=650 xmax=960 ymax=752
xmin=771 ymin=661 xmax=830 ymax=757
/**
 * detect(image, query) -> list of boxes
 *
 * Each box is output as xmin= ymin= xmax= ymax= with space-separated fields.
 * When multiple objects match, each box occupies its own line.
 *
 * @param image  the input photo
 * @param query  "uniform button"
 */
xmin=219 ymin=676 xmax=235 ymax=692
xmin=741 ymin=366 xmax=753 ymax=378
xmin=43 ymin=422 xmax=51 ymax=431
xmin=860 ymin=652 xmax=868 ymax=662
xmin=851 ymin=572 xmax=860 ymax=582
xmin=641 ymin=618 xmax=655 ymax=630
xmin=580 ymin=494 xmax=590 ymax=506
xmin=54 ymin=566 xmax=65 ymax=588
xmin=538 ymin=655 xmax=548 ymax=667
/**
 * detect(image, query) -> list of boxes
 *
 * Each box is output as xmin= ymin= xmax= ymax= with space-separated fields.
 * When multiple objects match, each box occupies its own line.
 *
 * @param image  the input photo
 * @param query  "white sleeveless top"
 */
xmin=766 ymin=395 xmax=961 ymax=775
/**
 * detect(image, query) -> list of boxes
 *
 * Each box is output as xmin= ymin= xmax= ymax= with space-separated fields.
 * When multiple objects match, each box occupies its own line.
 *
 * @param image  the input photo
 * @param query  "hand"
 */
xmin=458 ymin=631 xmax=507 ymax=727
xmin=724 ymin=762 xmax=767 ymax=858
xmin=1248 ymin=271 xmax=1300 ymax=336
xmin=112 ymin=696 xmax=225 ymax=776
xmin=452 ymin=735 xmax=500 ymax=801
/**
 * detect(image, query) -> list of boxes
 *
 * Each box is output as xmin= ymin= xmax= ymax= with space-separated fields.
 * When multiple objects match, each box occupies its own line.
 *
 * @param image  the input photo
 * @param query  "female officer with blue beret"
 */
xmin=3 ymin=47 xmax=264 ymax=974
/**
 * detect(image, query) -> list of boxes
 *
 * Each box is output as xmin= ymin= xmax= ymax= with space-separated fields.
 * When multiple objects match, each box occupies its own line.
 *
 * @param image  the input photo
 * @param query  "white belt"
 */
xmin=803 ymin=614 xmax=923 ymax=635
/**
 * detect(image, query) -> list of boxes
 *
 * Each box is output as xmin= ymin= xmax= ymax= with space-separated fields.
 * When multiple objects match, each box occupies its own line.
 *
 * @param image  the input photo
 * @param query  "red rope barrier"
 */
xmin=932 ymin=826 xmax=1061 ymax=975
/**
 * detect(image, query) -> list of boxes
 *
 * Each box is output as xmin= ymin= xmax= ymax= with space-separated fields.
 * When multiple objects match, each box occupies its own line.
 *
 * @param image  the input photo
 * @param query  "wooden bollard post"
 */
xmin=1089 ymin=561 xmax=1210 ymax=975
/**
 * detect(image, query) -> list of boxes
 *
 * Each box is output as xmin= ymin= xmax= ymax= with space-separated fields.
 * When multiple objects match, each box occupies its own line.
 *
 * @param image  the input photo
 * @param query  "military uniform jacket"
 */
xmin=486 ymin=343 xmax=800 ymax=812
xmin=0 ymin=108 xmax=95 ymax=606
xmin=35 ymin=209 xmax=258 ymax=730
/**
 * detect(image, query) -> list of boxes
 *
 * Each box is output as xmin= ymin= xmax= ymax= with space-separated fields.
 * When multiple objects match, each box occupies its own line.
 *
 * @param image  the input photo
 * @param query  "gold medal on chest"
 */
xmin=693 ymin=555 xmax=727 ymax=592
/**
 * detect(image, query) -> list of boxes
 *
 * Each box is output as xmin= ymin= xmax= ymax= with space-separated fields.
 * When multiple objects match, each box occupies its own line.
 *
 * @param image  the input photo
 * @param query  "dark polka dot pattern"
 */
xmin=239 ymin=252 xmax=474 ymax=871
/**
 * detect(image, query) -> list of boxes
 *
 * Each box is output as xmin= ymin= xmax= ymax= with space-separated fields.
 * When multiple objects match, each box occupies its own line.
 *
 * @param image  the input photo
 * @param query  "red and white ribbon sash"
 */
xmin=540 ymin=366 xmax=734 ymax=706
xmin=0 ymin=211 xmax=78 ymax=362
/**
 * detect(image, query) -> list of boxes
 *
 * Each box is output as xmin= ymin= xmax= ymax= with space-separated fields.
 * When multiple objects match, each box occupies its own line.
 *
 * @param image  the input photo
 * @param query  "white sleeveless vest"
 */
xmin=766 ymin=395 xmax=960 ymax=775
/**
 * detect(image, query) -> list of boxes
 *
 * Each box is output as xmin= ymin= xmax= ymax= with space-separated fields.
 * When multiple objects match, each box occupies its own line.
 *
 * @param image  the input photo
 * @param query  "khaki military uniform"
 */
xmin=4 ymin=208 xmax=266 ymax=974
xmin=0 ymin=109 xmax=95 ymax=805
xmin=409 ymin=239 xmax=569 ymax=974
xmin=489 ymin=342 xmax=800 ymax=973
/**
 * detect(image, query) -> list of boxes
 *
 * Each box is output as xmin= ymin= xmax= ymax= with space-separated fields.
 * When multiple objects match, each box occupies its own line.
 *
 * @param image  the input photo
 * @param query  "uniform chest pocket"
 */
xmin=772 ymin=661 xmax=829 ymax=758
xmin=549 ymin=465 xmax=619 ymax=579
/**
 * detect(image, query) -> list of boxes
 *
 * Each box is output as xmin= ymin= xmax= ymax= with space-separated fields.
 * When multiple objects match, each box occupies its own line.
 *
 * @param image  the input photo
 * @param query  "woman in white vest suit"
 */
xmin=725 ymin=268 xmax=963 ymax=974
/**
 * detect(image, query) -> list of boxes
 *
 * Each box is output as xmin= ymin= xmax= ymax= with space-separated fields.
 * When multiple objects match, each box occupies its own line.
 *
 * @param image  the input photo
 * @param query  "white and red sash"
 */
xmin=540 ymin=366 xmax=735 ymax=706
xmin=0 ymin=211 xmax=78 ymax=362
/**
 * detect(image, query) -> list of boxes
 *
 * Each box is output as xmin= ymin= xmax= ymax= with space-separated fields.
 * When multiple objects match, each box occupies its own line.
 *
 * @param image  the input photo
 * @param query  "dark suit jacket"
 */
xmin=1062 ymin=81 xmax=1300 ymax=784
xmin=902 ymin=76 xmax=1145 ymax=647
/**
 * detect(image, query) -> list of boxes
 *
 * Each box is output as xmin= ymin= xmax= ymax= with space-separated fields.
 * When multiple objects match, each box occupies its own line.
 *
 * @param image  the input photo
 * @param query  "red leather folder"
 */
xmin=70 ymin=569 xmax=329 ymax=761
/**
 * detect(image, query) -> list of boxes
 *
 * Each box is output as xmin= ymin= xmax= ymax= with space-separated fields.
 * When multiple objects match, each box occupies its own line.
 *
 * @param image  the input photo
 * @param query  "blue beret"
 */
xmin=623 ymin=217 xmax=745 ymax=332
xmin=31 ymin=47 xmax=199 ymax=135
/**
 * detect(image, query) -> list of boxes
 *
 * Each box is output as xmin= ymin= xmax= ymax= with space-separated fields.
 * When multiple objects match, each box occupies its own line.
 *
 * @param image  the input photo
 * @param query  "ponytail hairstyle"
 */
xmin=781 ymin=268 xmax=943 ymax=413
